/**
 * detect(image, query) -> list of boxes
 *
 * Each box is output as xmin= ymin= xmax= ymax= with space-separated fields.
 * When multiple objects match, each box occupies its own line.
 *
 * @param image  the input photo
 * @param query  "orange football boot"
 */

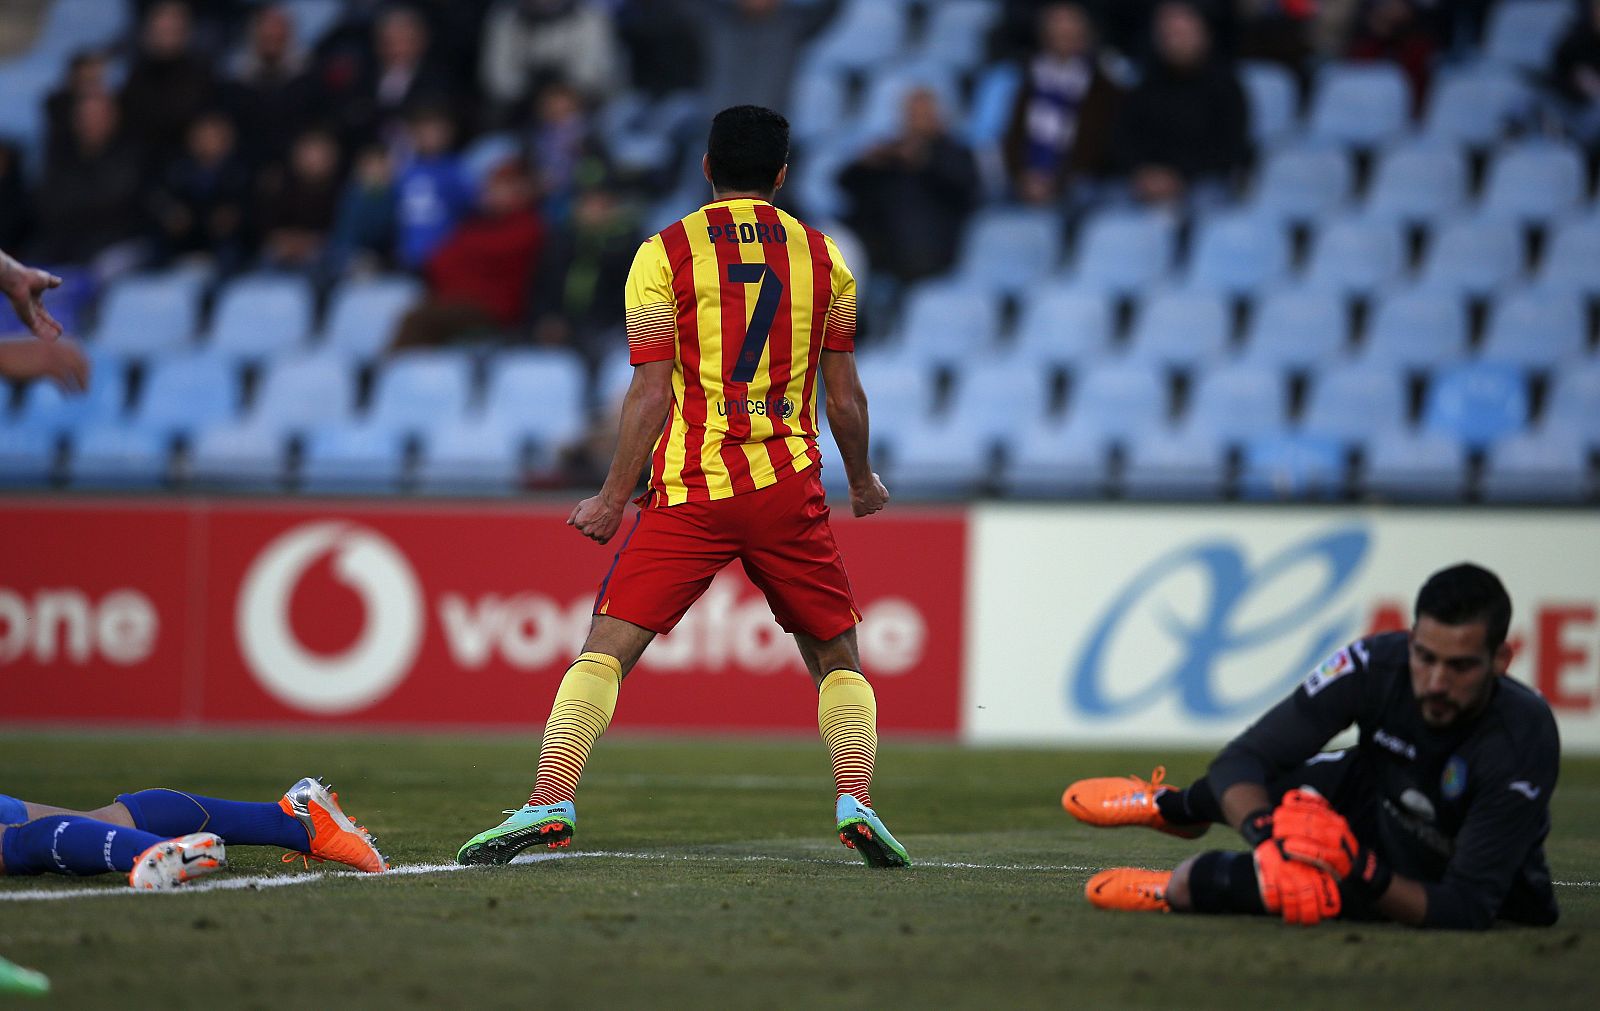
xmin=1061 ymin=765 xmax=1209 ymax=839
xmin=1085 ymin=868 xmax=1172 ymax=912
xmin=279 ymin=777 xmax=389 ymax=873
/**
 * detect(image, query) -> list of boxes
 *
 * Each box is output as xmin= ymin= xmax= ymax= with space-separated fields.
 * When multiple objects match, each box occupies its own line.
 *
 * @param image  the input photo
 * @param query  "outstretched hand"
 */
xmin=0 ymin=257 xmax=65 ymax=341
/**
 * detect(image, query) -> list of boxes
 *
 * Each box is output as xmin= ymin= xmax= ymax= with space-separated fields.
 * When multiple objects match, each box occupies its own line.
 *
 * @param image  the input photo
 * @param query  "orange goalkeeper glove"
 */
xmin=1253 ymin=838 xmax=1341 ymax=926
xmin=1272 ymin=788 xmax=1393 ymax=901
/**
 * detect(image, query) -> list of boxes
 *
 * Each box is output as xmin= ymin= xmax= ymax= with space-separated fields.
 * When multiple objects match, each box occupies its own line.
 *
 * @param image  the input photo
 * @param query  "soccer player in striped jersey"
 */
xmin=458 ymin=106 xmax=908 ymax=869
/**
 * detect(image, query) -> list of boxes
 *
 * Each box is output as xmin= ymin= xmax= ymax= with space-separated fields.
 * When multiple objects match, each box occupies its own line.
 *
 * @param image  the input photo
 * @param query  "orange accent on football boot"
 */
xmin=1061 ymin=766 xmax=1208 ymax=839
xmin=1085 ymin=868 xmax=1171 ymax=912
xmin=279 ymin=782 xmax=389 ymax=873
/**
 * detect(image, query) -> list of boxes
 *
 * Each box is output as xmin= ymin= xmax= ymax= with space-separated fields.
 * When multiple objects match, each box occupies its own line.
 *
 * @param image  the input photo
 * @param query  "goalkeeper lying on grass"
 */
xmin=0 ymin=778 xmax=386 ymax=890
xmin=1064 ymin=563 xmax=1560 ymax=930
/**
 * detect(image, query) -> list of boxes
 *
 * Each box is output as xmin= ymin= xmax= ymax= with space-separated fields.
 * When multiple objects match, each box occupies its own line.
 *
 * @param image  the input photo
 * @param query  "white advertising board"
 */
xmin=966 ymin=507 xmax=1600 ymax=752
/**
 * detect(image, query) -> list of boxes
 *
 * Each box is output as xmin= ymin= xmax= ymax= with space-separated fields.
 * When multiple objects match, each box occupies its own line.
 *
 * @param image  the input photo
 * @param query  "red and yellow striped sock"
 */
xmin=528 ymin=652 xmax=622 ymax=807
xmin=818 ymin=668 xmax=877 ymax=807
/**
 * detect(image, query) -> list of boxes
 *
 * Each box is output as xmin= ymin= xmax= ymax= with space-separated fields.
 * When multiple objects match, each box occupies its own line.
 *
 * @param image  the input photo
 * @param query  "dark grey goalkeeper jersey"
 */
xmin=1209 ymin=630 xmax=1560 ymax=930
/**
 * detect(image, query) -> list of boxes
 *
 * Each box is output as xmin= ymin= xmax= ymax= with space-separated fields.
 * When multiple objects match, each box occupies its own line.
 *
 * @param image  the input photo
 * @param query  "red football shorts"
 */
xmin=593 ymin=468 xmax=861 ymax=640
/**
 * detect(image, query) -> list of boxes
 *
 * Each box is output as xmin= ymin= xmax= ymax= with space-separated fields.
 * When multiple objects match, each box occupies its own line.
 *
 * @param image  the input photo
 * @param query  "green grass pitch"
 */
xmin=2 ymin=732 xmax=1596 ymax=1009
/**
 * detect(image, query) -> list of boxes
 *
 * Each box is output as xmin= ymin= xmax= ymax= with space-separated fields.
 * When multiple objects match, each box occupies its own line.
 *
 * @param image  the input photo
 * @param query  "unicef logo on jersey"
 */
xmin=1069 ymin=526 xmax=1371 ymax=719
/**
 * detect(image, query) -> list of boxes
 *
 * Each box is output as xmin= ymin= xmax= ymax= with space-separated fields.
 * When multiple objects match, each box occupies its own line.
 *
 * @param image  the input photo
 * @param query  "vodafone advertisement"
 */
xmin=968 ymin=507 xmax=1600 ymax=752
xmin=1 ymin=499 xmax=964 ymax=735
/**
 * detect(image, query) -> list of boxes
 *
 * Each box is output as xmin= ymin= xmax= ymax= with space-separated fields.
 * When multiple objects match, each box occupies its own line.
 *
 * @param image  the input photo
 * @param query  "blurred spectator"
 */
xmin=529 ymin=177 xmax=639 ymax=353
xmin=45 ymin=50 xmax=114 ymax=169
xmin=839 ymin=88 xmax=980 ymax=285
xmin=33 ymin=94 xmax=148 ymax=272
xmin=694 ymin=0 xmax=834 ymax=115
xmin=1552 ymin=0 xmax=1600 ymax=147
xmin=1347 ymin=0 xmax=1438 ymax=114
xmin=394 ymin=106 xmax=476 ymax=270
xmin=330 ymin=144 xmax=398 ymax=273
xmin=330 ymin=5 xmax=456 ymax=151
xmin=1108 ymin=1 xmax=1249 ymax=208
xmin=151 ymin=111 xmax=254 ymax=269
xmin=480 ymin=0 xmax=625 ymax=110
xmin=224 ymin=3 xmax=323 ymax=171
xmin=391 ymin=161 xmax=545 ymax=350
xmin=617 ymin=0 xmax=704 ymax=96
xmin=1236 ymin=0 xmax=1316 ymax=80
xmin=256 ymin=129 xmax=345 ymax=271
xmin=120 ymin=0 xmax=218 ymax=171
xmin=0 ymin=144 xmax=30 ymax=251
xmin=1003 ymin=3 xmax=1123 ymax=206
xmin=525 ymin=80 xmax=611 ymax=226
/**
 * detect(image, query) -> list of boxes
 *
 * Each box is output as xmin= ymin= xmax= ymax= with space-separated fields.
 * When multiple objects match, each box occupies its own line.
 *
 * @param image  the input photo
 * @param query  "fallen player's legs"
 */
xmin=2 ymin=789 xmax=309 ymax=851
xmin=0 ymin=815 xmax=224 ymax=890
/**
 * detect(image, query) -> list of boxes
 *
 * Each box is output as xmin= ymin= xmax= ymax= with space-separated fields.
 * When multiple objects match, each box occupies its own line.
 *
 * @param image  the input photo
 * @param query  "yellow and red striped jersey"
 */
xmin=624 ymin=197 xmax=857 ymax=507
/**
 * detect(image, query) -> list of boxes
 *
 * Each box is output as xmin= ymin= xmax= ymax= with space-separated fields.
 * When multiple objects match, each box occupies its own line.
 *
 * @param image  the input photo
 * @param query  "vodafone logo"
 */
xmin=237 ymin=522 xmax=423 ymax=714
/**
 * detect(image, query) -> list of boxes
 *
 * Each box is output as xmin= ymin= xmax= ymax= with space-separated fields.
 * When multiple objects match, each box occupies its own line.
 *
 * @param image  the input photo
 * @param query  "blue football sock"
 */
xmin=0 ymin=794 xmax=27 ymax=824
xmin=116 ymin=789 xmax=309 ymax=852
xmin=0 ymin=816 xmax=164 ymax=876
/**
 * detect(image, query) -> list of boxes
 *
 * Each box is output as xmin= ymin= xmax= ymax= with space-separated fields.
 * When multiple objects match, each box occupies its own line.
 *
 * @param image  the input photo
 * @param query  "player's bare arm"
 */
xmin=0 ymin=248 xmax=65 ymax=342
xmin=568 ymin=358 xmax=675 ymax=543
xmin=820 ymin=349 xmax=888 ymax=517
xmin=0 ymin=336 xmax=88 ymax=388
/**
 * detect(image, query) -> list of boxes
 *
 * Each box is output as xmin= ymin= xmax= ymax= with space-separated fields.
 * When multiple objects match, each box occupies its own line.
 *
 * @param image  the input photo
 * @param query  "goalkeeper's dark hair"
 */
xmin=706 ymin=105 xmax=789 ymax=195
xmin=1414 ymin=563 xmax=1512 ymax=652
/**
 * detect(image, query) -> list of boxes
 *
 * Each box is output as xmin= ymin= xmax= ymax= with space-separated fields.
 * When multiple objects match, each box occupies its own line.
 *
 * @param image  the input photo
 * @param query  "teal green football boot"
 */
xmin=835 ymin=794 xmax=910 ymax=868
xmin=457 ymin=801 xmax=576 ymax=865
xmin=0 ymin=955 xmax=49 ymax=996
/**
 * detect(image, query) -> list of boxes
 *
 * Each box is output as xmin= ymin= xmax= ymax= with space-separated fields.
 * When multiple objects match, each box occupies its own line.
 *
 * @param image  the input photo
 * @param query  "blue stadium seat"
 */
xmin=188 ymin=424 xmax=288 ymax=489
xmin=1301 ymin=365 xmax=1410 ymax=446
xmin=1416 ymin=218 xmax=1525 ymax=297
xmin=945 ymin=362 xmax=1053 ymax=442
xmin=1181 ymin=364 xmax=1289 ymax=442
xmin=853 ymin=353 xmax=936 ymax=430
xmin=1010 ymin=288 xmax=1114 ymax=367
xmin=883 ymin=417 xmax=989 ymax=499
xmin=207 ymin=273 xmax=315 ymax=360
xmin=1536 ymin=219 xmax=1600 ymax=295
xmin=1480 ymin=427 xmax=1591 ymax=503
xmin=1360 ymin=289 xmax=1469 ymax=370
xmin=68 ymin=425 xmax=169 ymax=488
xmin=320 ymin=276 xmax=424 ymax=359
xmin=1245 ymin=146 xmax=1353 ymax=224
xmin=596 ymin=345 xmax=635 ymax=408
xmin=789 ymin=70 xmax=850 ymax=144
xmin=93 ymin=272 xmax=203 ymax=357
xmin=247 ymin=355 xmax=358 ymax=435
xmin=1064 ymin=210 xmax=1176 ymax=295
xmin=1063 ymin=362 xmax=1170 ymax=440
xmin=1182 ymin=212 xmax=1290 ymax=295
xmin=133 ymin=354 xmax=244 ymax=438
xmin=284 ymin=0 xmax=343 ymax=48
xmin=965 ymin=63 xmax=1023 ymax=146
xmin=0 ymin=427 xmax=57 ymax=486
xmin=1121 ymin=427 xmax=1227 ymax=500
xmin=14 ymin=355 xmax=127 ymax=434
xmin=917 ymin=0 xmax=999 ymax=71
xmin=416 ymin=419 xmax=523 ymax=493
xmin=805 ymin=0 xmax=909 ymax=74
xmin=1420 ymin=70 xmax=1531 ymax=146
xmin=460 ymin=131 xmax=519 ymax=188
xmin=1307 ymin=63 xmax=1411 ymax=148
xmin=1240 ymin=61 xmax=1299 ymax=145
xmin=955 ymin=208 xmax=1062 ymax=295
xmin=298 ymin=424 xmax=408 ymax=492
xmin=0 ymin=60 xmax=56 ymax=165
xmin=1300 ymin=219 xmax=1406 ymax=298
xmin=1483 ymin=0 xmax=1574 ymax=71
xmin=1480 ymin=141 xmax=1586 ymax=225
xmin=1239 ymin=432 xmax=1347 ymax=500
xmin=483 ymin=349 xmax=589 ymax=465
xmin=897 ymin=283 xmax=1001 ymax=365
xmin=1361 ymin=429 xmax=1468 ymax=501
xmin=1240 ymin=289 xmax=1350 ymax=371
xmin=1361 ymin=143 xmax=1468 ymax=225
xmin=1479 ymin=289 xmax=1588 ymax=369
xmin=1422 ymin=361 xmax=1531 ymax=449
xmin=1125 ymin=290 xmax=1231 ymax=369
xmin=366 ymin=351 xmax=474 ymax=435
xmin=999 ymin=420 xmax=1108 ymax=498
xmin=1544 ymin=364 xmax=1600 ymax=442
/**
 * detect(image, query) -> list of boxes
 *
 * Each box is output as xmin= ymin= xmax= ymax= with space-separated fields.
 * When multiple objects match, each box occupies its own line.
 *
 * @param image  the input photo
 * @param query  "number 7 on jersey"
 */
xmin=726 ymin=262 xmax=783 ymax=384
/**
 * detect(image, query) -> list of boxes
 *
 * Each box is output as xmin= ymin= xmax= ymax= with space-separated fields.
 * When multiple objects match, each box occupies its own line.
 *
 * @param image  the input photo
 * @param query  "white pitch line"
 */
xmin=1 ymin=851 xmax=1595 ymax=903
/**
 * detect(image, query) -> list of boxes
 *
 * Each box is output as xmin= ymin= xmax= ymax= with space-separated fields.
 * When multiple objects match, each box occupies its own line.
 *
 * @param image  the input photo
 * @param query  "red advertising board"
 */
xmin=1 ymin=497 xmax=964 ymax=736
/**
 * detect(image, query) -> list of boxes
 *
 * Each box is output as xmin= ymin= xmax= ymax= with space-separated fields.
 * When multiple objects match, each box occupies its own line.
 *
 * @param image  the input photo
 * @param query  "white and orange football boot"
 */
xmin=1085 ymin=868 xmax=1172 ymax=913
xmin=278 ymin=777 xmax=389 ymax=873
xmin=1061 ymin=766 xmax=1209 ymax=840
xmin=128 ymin=832 xmax=227 ymax=890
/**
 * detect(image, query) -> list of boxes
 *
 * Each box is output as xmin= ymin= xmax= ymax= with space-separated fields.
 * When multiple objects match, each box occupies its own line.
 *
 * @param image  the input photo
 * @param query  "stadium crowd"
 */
xmin=0 ymin=0 xmax=1596 ymax=495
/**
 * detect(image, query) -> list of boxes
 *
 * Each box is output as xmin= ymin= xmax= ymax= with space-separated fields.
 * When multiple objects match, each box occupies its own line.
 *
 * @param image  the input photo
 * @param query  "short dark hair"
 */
xmin=706 ymin=105 xmax=789 ymax=194
xmin=1414 ymin=563 xmax=1512 ymax=652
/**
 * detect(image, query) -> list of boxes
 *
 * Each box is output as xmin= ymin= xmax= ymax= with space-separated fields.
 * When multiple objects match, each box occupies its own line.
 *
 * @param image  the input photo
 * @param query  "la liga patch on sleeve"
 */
xmin=1303 ymin=647 xmax=1355 ymax=697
